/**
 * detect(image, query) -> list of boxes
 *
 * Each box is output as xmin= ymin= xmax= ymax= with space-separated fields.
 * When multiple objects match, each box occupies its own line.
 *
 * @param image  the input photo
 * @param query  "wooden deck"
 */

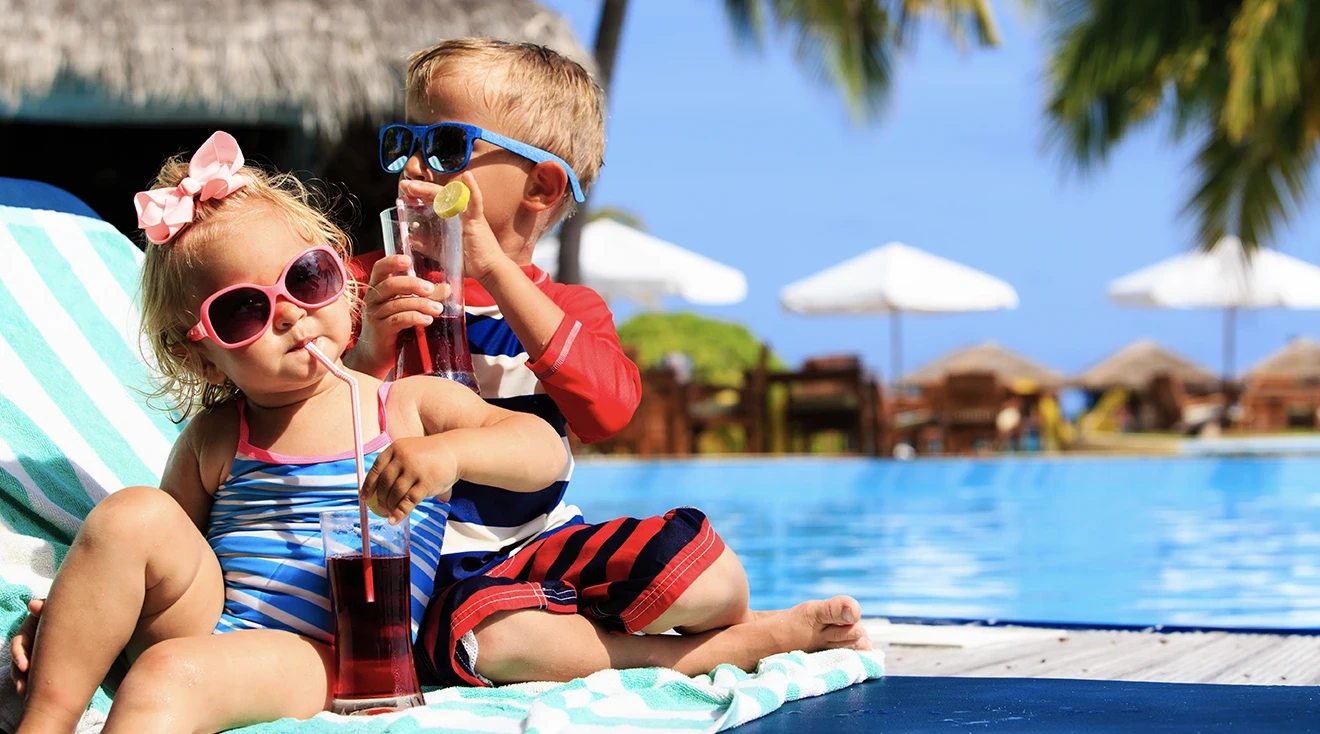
xmin=863 ymin=620 xmax=1320 ymax=686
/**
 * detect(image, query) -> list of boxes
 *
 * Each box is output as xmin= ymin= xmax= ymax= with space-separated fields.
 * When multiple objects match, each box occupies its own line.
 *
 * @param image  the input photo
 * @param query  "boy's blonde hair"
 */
xmin=138 ymin=157 xmax=353 ymax=420
xmin=406 ymin=38 xmax=606 ymax=215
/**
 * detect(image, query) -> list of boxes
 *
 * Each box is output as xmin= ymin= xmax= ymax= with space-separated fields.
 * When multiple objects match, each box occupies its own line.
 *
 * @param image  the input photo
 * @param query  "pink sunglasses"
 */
xmin=187 ymin=245 xmax=348 ymax=349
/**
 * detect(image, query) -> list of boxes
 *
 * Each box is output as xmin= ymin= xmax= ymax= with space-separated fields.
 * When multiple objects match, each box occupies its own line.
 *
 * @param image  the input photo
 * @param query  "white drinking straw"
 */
xmin=305 ymin=342 xmax=375 ymax=603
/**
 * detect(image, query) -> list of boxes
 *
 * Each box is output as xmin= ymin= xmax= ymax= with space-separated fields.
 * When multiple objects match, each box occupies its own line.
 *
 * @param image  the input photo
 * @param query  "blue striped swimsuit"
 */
xmin=208 ymin=383 xmax=449 ymax=643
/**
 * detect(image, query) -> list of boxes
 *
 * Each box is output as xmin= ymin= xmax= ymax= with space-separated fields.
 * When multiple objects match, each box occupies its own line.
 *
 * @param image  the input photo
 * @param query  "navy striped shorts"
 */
xmin=413 ymin=507 xmax=725 ymax=687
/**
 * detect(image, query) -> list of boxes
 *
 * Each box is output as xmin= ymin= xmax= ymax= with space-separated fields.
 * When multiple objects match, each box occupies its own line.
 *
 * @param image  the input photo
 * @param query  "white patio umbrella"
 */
xmin=1108 ymin=235 xmax=1320 ymax=380
xmin=535 ymin=219 xmax=747 ymax=307
xmin=779 ymin=242 xmax=1020 ymax=382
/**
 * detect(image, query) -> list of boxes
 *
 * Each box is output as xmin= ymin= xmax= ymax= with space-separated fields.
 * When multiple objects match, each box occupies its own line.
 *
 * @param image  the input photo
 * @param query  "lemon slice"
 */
xmin=433 ymin=181 xmax=471 ymax=219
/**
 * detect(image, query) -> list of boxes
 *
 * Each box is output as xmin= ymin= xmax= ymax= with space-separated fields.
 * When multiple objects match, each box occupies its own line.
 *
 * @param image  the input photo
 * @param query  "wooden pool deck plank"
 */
xmin=865 ymin=621 xmax=1320 ymax=686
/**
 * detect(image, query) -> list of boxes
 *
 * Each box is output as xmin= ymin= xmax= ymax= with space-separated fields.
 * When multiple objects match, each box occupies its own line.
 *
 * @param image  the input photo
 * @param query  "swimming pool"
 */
xmin=568 ymin=456 xmax=1320 ymax=630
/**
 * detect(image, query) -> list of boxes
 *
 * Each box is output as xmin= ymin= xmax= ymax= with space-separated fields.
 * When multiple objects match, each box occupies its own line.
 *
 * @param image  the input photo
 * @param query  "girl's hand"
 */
xmin=349 ymin=255 xmax=451 ymax=379
xmin=9 ymin=597 xmax=44 ymax=697
xmin=361 ymin=436 xmax=459 ymax=524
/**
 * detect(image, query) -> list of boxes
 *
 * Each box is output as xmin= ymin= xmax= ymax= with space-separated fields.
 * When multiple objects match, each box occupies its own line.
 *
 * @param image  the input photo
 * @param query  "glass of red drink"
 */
xmin=380 ymin=200 xmax=479 ymax=392
xmin=320 ymin=510 xmax=424 ymax=715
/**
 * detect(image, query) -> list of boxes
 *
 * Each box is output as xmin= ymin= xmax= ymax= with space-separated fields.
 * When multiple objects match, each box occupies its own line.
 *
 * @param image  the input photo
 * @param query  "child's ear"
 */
xmin=171 ymin=343 xmax=229 ymax=386
xmin=522 ymin=162 xmax=570 ymax=212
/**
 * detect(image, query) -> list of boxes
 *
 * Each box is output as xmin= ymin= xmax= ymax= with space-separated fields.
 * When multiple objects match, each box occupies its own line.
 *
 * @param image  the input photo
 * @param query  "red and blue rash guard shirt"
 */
xmin=349 ymin=254 xmax=642 ymax=583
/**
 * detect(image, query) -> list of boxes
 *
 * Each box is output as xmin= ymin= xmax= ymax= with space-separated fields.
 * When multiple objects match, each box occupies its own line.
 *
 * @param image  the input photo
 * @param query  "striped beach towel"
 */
xmin=0 ymin=203 xmax=178 ymax=545
xmin=0 ymin=201 xmax=883 ymax=733
xmin=237 ymin=650 xmax=885 ymax=733
xmin=0 ymin=202 xmax=176 ymax=731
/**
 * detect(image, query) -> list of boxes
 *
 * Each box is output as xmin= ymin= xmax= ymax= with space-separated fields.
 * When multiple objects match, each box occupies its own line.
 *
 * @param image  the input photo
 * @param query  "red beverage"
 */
xmin=396 ymin=313 xmax=480 ymax=392
xmin=326 ymin=554 xmax=423 ymax=713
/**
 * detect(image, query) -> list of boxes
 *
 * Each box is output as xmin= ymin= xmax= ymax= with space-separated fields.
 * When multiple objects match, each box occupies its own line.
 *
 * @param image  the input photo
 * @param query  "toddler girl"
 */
xmin=15 ymin=131 xmax=567 ymax=734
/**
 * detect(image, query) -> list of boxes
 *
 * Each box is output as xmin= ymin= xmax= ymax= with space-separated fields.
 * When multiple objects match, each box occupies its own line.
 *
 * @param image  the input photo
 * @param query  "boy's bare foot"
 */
xmin=760 ymin=596 xmax=870 ymax=653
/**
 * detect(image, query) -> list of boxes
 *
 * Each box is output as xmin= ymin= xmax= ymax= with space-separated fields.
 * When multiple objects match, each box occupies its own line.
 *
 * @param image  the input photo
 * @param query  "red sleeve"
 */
xmin=345 ymin=251 xmax=385 ymax=351
xmin=347 ymin=251 xmax=383 ymax=303
xmin=525 ymin=285 xmax=642 ymax=443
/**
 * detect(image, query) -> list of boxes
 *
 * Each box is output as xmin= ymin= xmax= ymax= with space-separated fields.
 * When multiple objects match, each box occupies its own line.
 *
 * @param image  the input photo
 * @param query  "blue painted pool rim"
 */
xmin=884 ymin=615 xmax=1320 ymax=637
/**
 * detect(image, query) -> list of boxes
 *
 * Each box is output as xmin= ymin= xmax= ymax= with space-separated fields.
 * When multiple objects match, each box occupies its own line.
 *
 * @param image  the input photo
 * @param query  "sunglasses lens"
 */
xmin=381 ymin=126 xmax=414 ymax=173
xmin=423 ymin=125 xmax=469 ymax=173
xmin=208 ymin=288 xmax=270 ymax=346
xmin=285 ymin=249 xmax=345 ymax=306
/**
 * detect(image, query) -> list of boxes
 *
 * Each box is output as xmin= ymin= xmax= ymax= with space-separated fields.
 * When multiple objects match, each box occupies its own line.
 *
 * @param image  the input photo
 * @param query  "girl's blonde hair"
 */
xmin=138 ymin=155 xmax=354 ymax=421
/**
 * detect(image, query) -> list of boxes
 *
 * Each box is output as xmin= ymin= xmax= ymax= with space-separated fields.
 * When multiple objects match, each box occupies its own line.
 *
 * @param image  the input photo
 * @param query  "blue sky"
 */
xmin=541 ymin=0 xmax=1320 ymax=383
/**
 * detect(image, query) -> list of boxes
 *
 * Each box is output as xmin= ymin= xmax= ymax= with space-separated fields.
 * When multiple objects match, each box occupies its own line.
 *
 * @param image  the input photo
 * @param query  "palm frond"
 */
xmin=724 ymin=0 xmax=999 ymax=122
xmin=1183 ymin=109 xmax=1315 ymax=251
xmin=1046 ymin=0 xmax=1228 ymax=168
xmin=722 ymin=0 xmax=766 ymax=48
xmin=1047 ymin=0 xmax=1320 ymax=251
xmin=1223 ymin=0 xmax=1306 ymax=142
xmin=899 ymin=0 xmax=1001 ymax=47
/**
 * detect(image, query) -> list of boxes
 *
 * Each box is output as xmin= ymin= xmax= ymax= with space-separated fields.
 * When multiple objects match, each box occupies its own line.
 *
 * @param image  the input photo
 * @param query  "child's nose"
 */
xmin=402 ymin=152 xmax=431 ymax=182
xmin=402 ymin=153 xmax=460 ymax=185
xmin=272 ymin=298 xmax=307 ymax=332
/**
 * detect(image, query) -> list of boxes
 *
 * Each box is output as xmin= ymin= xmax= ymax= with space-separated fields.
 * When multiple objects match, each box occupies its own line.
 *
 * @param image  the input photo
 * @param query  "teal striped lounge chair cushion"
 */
xmin=0 ymin=204 xmax=180 ymax=547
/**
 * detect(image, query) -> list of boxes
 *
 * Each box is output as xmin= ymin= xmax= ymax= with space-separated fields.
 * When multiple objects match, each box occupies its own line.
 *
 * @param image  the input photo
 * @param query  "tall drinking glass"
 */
xmin=320 ymin=511 xmax=424 ymax=715
xmin=380 ymin=197 xmax=479 ymax=392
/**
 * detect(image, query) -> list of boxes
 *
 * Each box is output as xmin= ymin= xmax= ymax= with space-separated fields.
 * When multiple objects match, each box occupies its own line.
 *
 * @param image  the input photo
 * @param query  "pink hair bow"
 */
xmin=133 ymin=131 xmax=251 ymax=245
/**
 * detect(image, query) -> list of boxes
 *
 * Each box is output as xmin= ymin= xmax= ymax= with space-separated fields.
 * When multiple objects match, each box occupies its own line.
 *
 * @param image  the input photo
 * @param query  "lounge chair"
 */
xmin=937 ymin=371 xmax=1003 ymax=454
xmin=683 ymin=344 xmax=770 ymax=454
xmin=0 ymin=177 xmax=102 ymax=219
xmin=769 ymin=354 xmax=880 ymax=455
xmin=579 ymin=346 xmax=688 ymax=456
xmin=1240 ymin=375 xmax=1320 ymax=432
xmin=1146 ymin=373 xmax=1225 ymax=435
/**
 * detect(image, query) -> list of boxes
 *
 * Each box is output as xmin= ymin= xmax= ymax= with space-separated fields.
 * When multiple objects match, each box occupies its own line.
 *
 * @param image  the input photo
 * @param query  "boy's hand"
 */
xmin=361 ymin=436 xmax=459 ymax=524
xmin=400 ymin=175 xmax=511 ymax=285
xmin=353 ymin=255 xmax=450 ymax=378
xmin=9 ymin=597 xmax=43 ymax=697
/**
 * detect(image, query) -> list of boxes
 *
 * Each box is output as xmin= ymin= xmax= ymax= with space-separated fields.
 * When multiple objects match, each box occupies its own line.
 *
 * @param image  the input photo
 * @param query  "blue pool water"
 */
xmin=568 ymin=457 xmax=1320 ymax=630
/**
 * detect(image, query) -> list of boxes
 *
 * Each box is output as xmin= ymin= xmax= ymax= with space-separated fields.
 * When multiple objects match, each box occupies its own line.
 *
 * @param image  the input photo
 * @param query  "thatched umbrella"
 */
xmin=1075 ymin=339 xmax=1219 ymax=392
xmin=901 ymin=341 xmax=1065 ymax=390
xmin=0 ymin=0 xmax=589 ymax=138
xmin=1245 ymin=337 xmax=1320 ymax=382
xmin=1 ymin=0 xmax=587 ymax=240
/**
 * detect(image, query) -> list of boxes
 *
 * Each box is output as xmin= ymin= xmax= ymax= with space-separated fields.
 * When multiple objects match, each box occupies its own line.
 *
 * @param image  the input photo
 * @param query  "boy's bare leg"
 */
xmin=641 ymin=547 xmax=755 ymax=635
xmin=473 ymin=596 xmax=869 ymax=685
xmin=103 ymin=630 xmax=333 ymax=734
xmin=19 ymin=487 xmax=224 ymax=734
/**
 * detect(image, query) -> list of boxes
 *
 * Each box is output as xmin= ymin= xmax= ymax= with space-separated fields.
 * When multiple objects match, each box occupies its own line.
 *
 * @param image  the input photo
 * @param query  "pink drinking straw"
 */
xmin=396 ymin=200 xmax=434 ymax=375
xmin=304 ymin=342 xmax=375 ymax=603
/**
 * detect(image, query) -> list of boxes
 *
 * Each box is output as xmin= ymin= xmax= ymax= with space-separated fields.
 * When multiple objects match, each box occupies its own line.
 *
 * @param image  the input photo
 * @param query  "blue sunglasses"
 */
xmin=378 ymin=122 xmax=585 ymax=203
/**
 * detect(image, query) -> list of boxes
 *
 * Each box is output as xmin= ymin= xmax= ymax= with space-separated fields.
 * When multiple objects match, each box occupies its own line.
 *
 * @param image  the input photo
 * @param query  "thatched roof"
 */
xmin=0 ymin=0 xmax=589 ymax=138
xmin=1075 ymin=339 xmax=1218 ymax=391
xmin=1245 ymin=337 xmax=1320 ymax=381
xmin=901 ymin=341 xmax=1066 ymax=389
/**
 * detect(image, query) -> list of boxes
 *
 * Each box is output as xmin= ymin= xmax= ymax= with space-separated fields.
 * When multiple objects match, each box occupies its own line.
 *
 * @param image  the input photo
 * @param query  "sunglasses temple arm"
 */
xmin=477 ymin=130 xmax=586 ymax=203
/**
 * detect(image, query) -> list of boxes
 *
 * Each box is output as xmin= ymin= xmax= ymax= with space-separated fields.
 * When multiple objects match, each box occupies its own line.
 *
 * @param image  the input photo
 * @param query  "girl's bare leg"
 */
xmin=103 ymin=631 xmax=333 ymax=734
xmin=18 ymin=487 xmax=224 ymax=734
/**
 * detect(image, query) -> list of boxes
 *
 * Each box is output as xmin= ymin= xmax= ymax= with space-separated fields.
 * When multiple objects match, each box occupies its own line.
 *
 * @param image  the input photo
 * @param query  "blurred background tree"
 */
xmin=559 ymin=0 xmax=1002 ymax=283
xmin=1047 ymin=0 xmax=1320 ymax=251
xmin=617 ymin=312 xmax=784 ymax=386
xmin=618 ymin=311 xmax=790 ymax=454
